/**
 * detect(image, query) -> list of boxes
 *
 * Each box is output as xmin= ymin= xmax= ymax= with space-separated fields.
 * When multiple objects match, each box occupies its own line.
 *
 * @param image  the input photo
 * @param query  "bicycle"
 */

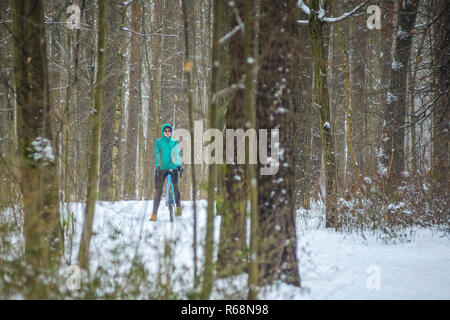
xmin=165 ymin=169 xmax=177 ymax=222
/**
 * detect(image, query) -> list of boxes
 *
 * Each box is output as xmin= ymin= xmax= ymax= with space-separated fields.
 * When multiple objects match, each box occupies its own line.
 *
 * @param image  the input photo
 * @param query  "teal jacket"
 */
xmin=155 ymin=123 xmax=181 ymax=170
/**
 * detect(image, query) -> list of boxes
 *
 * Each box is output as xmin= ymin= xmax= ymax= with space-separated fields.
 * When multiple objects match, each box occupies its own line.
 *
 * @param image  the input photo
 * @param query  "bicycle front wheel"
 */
xmin=169 ymin=203 xmax=173 ymax=222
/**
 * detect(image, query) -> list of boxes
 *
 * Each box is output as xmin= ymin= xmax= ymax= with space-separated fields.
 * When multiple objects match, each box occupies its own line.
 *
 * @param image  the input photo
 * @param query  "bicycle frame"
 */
xmin=165 ymin=170 xmax=176 ymax=206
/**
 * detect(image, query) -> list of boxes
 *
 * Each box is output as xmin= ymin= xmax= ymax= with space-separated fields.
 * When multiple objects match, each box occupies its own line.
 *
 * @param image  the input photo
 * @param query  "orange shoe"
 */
xmin=150 ymin=213 xmax=157 ymax=221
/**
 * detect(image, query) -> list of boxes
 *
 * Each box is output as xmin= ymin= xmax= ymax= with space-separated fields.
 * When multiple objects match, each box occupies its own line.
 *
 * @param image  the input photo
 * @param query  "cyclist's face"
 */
xmin=163 ymin=128 xmax=171 ymax=137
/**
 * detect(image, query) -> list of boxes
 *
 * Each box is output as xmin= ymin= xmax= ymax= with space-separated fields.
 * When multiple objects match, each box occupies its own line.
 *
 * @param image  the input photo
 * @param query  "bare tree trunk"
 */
xmin=216 ymin=0 xmax=249 ymax=279
xmin=0 ymin=0 xmax=18 ymax=207
xmin=112 ymin=4 xmax=129 ymax=201
xmin=182 ymin=0 xmax=199 ymax=289
xmin=238 ymin=0 xmax=259 ymax=300
xmin=334 ymin=3 xmax=362 ymax=209
xmin=13 ymin=0 xmax=62 ymax=276
xmin=294 ymin=8 xmax=312 ymax=210
xmin=141 ymin=0 xmax=155 ymax=200
xmin=382 ymin=0 xmax=419 ymax=193
xmin=124 ymin=1 xmax=142 ymax=200
xmin=137 ymin=48 xmax=144 ymax=200
xmin=365 ymin=6 xmax=383 ymax=179
xmin=99 ymin=1 xmax=123 ymax=201
xmin=308 ymin=0 xmax=338 ymax=229
xmin=78 ymin=0 xmax=107 ymax=271
xmin=199 ymin=0 xmax=225 ymax=299
xmin=257 ymin=0 xmax=300 ymax=286
xmin=431 ymin=0 xmax=449 ymax=192
xmin=380 ymin=0 xmax=396 ymax=99
xmin=350 ymin=1 xmax=367 ymax=181
xmin=72 ymin=0 xmax=84 ymax=203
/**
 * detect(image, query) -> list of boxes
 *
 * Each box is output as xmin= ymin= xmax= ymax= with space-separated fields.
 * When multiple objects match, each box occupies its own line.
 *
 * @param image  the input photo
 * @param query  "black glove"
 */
xmin=155 ymin=166 xmax=160 ymax=177
xmin=177 ymin=165 xmax=184 ymax=179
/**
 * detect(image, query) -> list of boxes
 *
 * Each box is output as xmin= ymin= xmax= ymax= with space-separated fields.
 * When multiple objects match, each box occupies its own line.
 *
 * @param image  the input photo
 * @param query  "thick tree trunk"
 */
xmin=350 ymin=6 xmax=367 ymax=181
xmin=432 ymin=0 xmax=449 ymax=192
xmin=112 ymin=4 xmax=129 ymax=201
xmin=124 ymin=1 xmax=142 ymax=200
xmin=0 ymin=0 xmax=17 ymax=206
xmin=365 ymin=7 xmax=383 ymax=179
xmin=12 ymin=0 xmax=62 ymax=274
xmin=99 ymin=1 xmax=123 ymax=201
xmin=381 ymin=0 xmax=419 ymax=192
xmin=380 ymin=0 xmax=396 ymax=98
xmin=216 ymin=0 xmax=249 ymax=279
xmin=256 ymin=0 xmax=300 ymax=287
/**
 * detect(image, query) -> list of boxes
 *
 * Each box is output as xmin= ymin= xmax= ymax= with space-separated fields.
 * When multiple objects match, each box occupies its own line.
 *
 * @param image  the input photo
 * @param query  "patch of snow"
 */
xmin=378 ymin=161 xmax=387 ymax=176
xmin=297 ymin=0 xmax=310 ymax=16
xmin=397 ymin=26 xmax=410 ymax=40
xmin=276 ymin=107 xmax=287 ymax=114
xmin=387 ymin=202 xmax=405 ymax=212
xmin=30 ymin=137 xmax=54 ymax=163
xmin=392 ymin=60 xmax=403 ymax=70
xmin=387 ymin=91 xmax=398 ymax=104
xmin=17 ymin=197 xmax=445 ymax=300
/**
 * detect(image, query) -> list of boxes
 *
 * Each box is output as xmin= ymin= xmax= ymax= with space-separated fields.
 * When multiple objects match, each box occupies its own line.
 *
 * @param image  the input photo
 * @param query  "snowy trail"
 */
xmin=296 ymin=228 xmax=450 ymax=299
xmin=65 ymin=200 xmax=450 ymax=299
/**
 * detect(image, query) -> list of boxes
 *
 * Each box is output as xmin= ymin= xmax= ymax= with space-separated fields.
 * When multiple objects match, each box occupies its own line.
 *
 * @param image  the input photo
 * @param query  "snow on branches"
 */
xmin=296 ymin=0 xmax=369 ymax=25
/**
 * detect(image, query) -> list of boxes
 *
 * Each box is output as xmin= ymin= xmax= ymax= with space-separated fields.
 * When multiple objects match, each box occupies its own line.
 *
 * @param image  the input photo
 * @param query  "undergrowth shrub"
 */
xmin=337 ymin=173 xmax=449 ymax=242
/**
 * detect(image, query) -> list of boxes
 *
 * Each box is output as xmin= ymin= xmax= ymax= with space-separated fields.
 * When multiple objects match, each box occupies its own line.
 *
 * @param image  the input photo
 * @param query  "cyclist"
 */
xmin=150 ymin=123 xmax=184 ymax=221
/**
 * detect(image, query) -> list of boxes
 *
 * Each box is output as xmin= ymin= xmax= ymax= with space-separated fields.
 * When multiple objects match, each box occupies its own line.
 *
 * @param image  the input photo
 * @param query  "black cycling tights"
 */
xmin=152 ymin=169 xmax=181 ymax=214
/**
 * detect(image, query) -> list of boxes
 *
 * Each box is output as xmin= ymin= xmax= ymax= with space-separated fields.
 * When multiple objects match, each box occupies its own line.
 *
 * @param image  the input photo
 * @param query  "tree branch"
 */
xmin=322 ymin=0 xmax=369 ymax=23
xmin=297 ymin=0 xmax=310 ymax=16
xmin=296 ymin=0 xmax=369 ymax=24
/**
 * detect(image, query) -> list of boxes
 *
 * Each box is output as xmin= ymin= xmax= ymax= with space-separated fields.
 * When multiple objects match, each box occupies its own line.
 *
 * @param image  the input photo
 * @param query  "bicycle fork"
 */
xmin=165 ymin=173 xmax=176 ymax=206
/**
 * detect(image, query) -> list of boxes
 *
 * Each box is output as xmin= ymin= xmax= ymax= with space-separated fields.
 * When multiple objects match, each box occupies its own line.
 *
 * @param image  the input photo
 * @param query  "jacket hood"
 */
xmin=161 ymin=123 xmax=173 ymax=138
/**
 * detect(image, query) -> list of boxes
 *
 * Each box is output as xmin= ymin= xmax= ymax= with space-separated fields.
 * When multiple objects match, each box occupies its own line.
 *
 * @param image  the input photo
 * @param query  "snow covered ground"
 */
xmin=293 ymin=202 xmax=450 ymax=299
xmin=63 ymin=200 xmax=450 ymax=300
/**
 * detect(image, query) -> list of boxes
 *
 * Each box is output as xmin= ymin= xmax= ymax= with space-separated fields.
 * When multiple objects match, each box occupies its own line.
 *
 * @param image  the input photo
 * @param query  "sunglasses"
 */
xmin=164 ymin=129 xmax=172 ymax=132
